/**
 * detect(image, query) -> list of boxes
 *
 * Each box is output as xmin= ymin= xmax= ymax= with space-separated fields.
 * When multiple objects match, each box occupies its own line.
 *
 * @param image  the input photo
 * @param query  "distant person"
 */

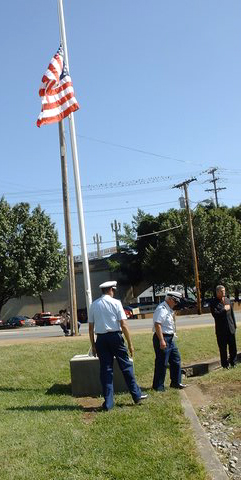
xmin=59 ymin=309 xmax=81 ymax=336
xmin=59 ymin=309 xmax=70 ymax=336
xmin=152 ymin=292 xmax=187 ymax=392
xmin=88 ymin=280 xmax=148 ymax=411
xmin=210 ymin=285 xmax=237 ymax=369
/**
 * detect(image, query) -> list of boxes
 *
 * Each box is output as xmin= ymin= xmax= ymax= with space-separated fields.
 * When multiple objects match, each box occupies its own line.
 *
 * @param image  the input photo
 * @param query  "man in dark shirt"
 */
xmin=210 ymin=285 xmax=237 ymax=368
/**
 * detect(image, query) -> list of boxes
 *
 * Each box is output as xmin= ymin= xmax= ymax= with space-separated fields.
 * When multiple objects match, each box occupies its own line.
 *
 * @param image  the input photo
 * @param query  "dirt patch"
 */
xmin=199 ymin=382 xmax=241 ymax=401
xmin=76 ymin=396 xmax=103 ymax=424
xmin=184 ymin=384 xmax=212 ymax=409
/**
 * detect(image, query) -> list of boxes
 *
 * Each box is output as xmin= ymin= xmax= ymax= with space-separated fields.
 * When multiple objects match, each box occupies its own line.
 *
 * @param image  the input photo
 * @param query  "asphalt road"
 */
xmin=0 ymin=311 xmax=240 ymax=342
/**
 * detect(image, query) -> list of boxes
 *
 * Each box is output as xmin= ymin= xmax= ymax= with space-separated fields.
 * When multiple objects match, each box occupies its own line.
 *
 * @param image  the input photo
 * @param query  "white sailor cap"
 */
xmin=99 ymin=280 xmax=117 ymax=289
xmin=166 ymin=291 xmax=182 ymax=303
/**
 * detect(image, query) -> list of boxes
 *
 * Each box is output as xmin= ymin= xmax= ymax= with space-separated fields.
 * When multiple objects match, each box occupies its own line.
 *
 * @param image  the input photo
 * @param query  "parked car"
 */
xmin=177 ymin=297 xmax=197 ymax=310
xmin=33 ymin=312 xmax=61 ymax=326
xmin=5 ymin=316 xmax=36 ymax=328
xmin=123 ymin=307 xmax=134 ymax=319
xmin=202 ymin=297 xmax=212 ymax=307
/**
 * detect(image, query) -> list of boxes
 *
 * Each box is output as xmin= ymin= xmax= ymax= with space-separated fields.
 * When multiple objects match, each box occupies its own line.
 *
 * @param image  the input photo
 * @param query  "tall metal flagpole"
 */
xmin=57 ymin=0 xmax=92 ymax=312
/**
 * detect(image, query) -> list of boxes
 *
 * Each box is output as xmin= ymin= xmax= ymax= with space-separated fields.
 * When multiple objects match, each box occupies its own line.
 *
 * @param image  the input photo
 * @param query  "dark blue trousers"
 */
xmin=216 ymin=331 xmax=237 ymax=368
xmin=152 ymin=333 xmax=182 ymax=391
xmin=95 ymin=332 xmax=142 ymax=410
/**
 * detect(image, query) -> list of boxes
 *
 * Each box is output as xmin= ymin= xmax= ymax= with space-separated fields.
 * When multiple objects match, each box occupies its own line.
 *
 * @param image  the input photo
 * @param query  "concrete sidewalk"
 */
xmin=180 ymin=352 xmax=241 ymax=480
xmin=181 ymin=391 xmax=229 ymax=480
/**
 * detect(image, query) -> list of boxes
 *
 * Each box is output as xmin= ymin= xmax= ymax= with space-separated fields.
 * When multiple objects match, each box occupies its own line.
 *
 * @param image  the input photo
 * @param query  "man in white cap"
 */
xmin=152 ymin=292 xmax=187 ymax=392
xmin=88 ymin=280 xmax=147 ymax=411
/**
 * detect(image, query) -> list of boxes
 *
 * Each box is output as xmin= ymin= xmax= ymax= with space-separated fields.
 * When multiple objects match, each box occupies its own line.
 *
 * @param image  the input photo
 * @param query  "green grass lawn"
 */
xmin=0 ymin=327 xmax=240 ymax=480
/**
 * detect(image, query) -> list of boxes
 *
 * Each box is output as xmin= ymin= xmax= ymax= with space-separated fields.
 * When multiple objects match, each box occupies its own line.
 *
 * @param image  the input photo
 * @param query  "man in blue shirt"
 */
xmin=89 ymin=280 xmax=147 ymax=411
xmin=152 ymin=292 xmax=187 ymax=392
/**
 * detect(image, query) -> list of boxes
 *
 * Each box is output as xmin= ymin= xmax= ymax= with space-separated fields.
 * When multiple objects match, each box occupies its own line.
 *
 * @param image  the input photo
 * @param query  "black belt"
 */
xmin=97 ymin=331 xmax=121 ymax=335
xmin=154 ymin=332 xmax=173 ymax=338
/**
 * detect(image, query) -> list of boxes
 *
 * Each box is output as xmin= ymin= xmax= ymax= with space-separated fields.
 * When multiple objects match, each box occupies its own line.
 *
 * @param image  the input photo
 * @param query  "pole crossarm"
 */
xmin=205 ymin=187 xmax=226 ymax=192
xmin=172 ymin=177 xmax=197 ymax=190
xmin=205 ymin=167 xmax=226 ymax=207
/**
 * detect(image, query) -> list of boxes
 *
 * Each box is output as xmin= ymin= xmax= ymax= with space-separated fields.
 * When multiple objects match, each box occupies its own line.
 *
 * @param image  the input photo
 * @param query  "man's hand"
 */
xmin=92 ymin=344 xmax=97 ymax=357
xmin=121 ymin=319 xmax=135 ymax=357
xmin=160 ymin=339 xmax=166 ymax=350
xmin=89 ymin=323 xmax=97 ymax=357
xmin=128 ymin=344 xmax=134 ymax=357
xmin=224 ymin=305 xmax=230 ymax=311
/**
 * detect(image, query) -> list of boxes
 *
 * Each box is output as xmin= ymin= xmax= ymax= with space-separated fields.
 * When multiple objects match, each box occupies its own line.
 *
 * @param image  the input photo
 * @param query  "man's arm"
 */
xmin=120 ymin=319 xmax=134 ymax=357
xmin=154 ymin=322 xmax=166 ymax=349
xmin=88 ymin=323 xmax=97 ymax=357
xmin=210 ymin=299 xmax=227 ymax=317
xmin=231 ymin=303 xmax=237 ymax=329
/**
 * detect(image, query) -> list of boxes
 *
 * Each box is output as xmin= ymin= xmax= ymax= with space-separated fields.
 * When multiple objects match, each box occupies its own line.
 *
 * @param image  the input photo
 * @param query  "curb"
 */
xmin=182 ymin=352 xmax=241 ymax=377
xmin=180 ymin=390 xmax=229 ymax=480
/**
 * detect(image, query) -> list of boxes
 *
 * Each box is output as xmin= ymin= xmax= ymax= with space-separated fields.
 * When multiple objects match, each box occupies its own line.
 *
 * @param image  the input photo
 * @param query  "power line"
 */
xmin=47 ymin=200 xmax=179 ymax=215
xmin=1 ymin=170 xmax=205 ymax=197
xmin=78 ymin=134 xmax=206 ymax=167
xmin=137 ymin=224 xmax=182 ymax=239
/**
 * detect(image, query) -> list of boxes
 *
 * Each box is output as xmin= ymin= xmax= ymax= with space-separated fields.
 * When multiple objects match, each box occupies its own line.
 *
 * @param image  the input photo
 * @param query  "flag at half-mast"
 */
xmin=36 ymin=45 xmax=79 ymax=127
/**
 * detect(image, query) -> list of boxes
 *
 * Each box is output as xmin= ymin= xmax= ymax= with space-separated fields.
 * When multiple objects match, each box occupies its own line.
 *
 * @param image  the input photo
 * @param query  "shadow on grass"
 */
xmin=6 ymin=404 xmax=104 ymax=413
xmin=6 ymin=400 xmax=145 ymax=413
xmin=46 ymin=383 xmax=72 ymax=396
xmin=0 ymin=386 xmax=41 ymax=393
xmin=0 ymin=384 xmax=72 ymax=395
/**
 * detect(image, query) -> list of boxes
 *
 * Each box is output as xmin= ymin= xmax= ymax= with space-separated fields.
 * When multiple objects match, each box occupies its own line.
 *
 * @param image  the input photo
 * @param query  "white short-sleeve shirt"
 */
xmin=88 ymin=294 xmax=127 ymax=334
xmin=153 ymin=301 xmax=175 ymax=334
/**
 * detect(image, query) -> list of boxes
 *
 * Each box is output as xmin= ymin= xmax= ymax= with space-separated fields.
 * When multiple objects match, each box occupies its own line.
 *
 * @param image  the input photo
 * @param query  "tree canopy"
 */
xmin=118 ymin=206 xmax=241 ymax=298
xmin=0 ymin=198 xmax=67 ymax=313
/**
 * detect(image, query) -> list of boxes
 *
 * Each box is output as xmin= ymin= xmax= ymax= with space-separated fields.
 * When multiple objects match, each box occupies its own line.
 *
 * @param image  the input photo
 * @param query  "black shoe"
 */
xmin=135 ymin=394 xmax=148 ymax=404
xmin=101 ymin=402 xmax=113 ymax=411
xmin=170 ymin=383 xmax=188 ymax=389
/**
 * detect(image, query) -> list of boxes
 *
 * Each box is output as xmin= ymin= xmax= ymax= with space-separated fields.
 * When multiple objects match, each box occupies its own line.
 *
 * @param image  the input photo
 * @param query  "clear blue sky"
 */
xmin=1 ymin=1 xmax=241 ymax=255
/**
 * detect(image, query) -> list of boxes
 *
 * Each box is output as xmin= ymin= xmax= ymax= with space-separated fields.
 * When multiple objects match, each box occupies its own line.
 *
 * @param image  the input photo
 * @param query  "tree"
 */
xmin=0 ymin=199 xmax=67 ymax=314
xmin=108 ymin=210 xmax=161 ymax=287
xmin=193 ymin=207 xmax=241 ymax=297
xmin=143 ymin=209 xmax=193 ymax=290
xmin=121 ymin=206 xmax=241 ymax=299
xmin=229 ymin=204 xmax=241 ymax=223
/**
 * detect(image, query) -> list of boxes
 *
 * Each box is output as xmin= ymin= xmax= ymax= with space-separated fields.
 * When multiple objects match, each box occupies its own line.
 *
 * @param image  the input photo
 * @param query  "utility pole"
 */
xmin=93 ymin=234 xmax=102 ymax=258
xmin=58 ymin=121 xmax=78 ymax=335
xmin=205 ymin=167 xmax=226 ymax=207
xmin=111 ymin=220 xmax=121 ymax=252
xmin=173 ymin=178 xmax=202 ymax=315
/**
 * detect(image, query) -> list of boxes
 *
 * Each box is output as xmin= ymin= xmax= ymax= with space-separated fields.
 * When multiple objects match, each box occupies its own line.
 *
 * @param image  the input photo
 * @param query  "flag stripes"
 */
xmin=37 ymin=46 xmax=79 ymax=128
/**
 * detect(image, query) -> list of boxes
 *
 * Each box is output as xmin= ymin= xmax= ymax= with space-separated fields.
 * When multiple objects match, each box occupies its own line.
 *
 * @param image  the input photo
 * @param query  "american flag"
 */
xmin=36 ymin=45 xmax=79 ymax=127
